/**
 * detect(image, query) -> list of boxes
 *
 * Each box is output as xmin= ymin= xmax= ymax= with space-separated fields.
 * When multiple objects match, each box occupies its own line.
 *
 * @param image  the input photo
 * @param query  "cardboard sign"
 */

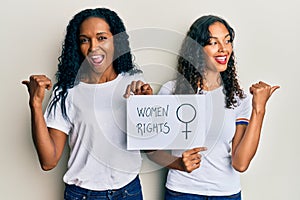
xmin=127 ymin=95 xmax=206 ymax=150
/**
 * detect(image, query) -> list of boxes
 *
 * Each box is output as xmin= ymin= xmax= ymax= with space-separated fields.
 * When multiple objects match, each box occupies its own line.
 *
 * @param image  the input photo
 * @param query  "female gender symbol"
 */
xmin=176 ymin=103 xmax=197 ymax=140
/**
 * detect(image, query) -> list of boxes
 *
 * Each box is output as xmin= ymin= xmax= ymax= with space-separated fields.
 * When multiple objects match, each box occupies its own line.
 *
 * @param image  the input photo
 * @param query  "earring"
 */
xmin=196 ymin=79 xmax=201 ymax=94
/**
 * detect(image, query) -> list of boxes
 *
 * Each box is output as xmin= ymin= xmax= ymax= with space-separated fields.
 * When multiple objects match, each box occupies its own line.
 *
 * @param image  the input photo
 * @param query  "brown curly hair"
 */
xmin=175 ymin=15 xmax=245 ymax=108
xmin=48 ymin=8 xmax=138 ymax=119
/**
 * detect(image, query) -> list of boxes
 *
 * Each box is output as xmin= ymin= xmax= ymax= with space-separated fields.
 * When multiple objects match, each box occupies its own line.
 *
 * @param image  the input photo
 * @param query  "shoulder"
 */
xmin=157 ymin=80 xmax=176 ymax=95
xmin=234 ymin=90 xmax=252 ymax=118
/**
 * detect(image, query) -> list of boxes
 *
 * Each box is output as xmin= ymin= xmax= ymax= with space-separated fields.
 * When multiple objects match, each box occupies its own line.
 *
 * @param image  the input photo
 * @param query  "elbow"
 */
xmin=233 ymin=164 xmax=248 ymax=173
xmin=232 ymin=161 xmax=250 ymax=173
xmin=145 ymin=150 xmax=157 ymax=160
xmin=40 ymin=161 xmax=58 ymax=171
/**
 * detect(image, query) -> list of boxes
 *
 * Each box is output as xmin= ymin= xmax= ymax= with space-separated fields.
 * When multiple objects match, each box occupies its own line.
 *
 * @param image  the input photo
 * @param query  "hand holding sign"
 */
xmin=181 ymin=147 xmax=207 ymax=173
xmin=127 ymin=95 xmax=206 ymax=150
xmin=124 ymin=80 xmax=153 ymax=98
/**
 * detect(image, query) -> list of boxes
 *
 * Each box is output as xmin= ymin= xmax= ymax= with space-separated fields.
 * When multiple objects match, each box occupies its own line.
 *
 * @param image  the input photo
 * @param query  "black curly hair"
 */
xmin=48 ymin=8 xmax=136 ymax=119
xmin=175 ymin=15 xmax=245 ymax=108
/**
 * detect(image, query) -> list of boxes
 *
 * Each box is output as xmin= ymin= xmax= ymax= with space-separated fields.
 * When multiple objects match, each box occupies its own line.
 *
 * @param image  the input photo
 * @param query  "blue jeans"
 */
xmin=64 ymin=176 xmax=143 ymax=200
xmin=165 ymin=188 xmax=241 ymax=200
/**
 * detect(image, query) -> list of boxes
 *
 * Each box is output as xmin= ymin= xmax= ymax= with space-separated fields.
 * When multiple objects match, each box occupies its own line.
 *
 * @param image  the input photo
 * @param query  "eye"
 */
xmin=225 ymin=39 xmax=232 ymax=44
xmin=98 ymin=36 xmax=107 ymax=41
xmin=79 ymin=37 xmax=89 ymax=44
xmin=208 ymin=41 xmax=218 ymax=46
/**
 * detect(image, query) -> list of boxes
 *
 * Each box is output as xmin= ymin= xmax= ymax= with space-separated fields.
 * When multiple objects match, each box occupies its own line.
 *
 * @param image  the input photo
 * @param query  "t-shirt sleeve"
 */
xmin=157 ymin=80 xmax=176 ymax=95
xmin=235 ymin=93 xmax=252 ymax=126
xmin=44 ymin=92 xmax=72 ymax=135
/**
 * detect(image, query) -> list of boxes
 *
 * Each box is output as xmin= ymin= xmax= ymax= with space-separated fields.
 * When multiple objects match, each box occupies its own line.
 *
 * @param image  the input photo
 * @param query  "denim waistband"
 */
xmin=65 ymin=175 xmax=140 ymax=196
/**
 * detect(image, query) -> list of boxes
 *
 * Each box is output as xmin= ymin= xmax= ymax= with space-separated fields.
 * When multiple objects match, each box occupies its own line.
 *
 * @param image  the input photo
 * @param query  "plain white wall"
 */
xmin=1 ymin=0 xmax=299 ymax=199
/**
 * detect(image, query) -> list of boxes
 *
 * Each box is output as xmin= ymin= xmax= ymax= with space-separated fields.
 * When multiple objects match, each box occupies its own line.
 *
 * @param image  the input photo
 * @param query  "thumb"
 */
xmin=270 ymin=85 xmax=280 ymax=96
xmin=141 ymin=84 xmax=153 ymax=95
xmin=21 ymin=80 xmax=29 ymax=87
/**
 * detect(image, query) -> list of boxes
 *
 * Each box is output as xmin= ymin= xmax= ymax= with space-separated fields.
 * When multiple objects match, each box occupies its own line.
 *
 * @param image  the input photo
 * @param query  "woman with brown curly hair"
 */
xmin=147 ymin=15 xmax=279 ymax=199
xmin=22 ymin=8 xmax=151 ymax=200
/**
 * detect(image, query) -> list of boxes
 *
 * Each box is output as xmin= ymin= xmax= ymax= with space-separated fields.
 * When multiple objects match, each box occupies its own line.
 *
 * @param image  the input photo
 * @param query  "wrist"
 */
xmin=29 ymin=100 xmax=43 ymax=110
xmin=252 ymin=107 xmax=266 ymax=115
xmin=174 ymin=157 xmax=186 ymax=172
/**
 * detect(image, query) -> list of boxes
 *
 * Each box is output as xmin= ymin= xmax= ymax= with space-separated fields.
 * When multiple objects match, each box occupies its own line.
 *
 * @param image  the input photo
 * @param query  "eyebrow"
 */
xmin=79 ymin=32 xmax=110 ymax=37
xmin=209 ymin=33 xmax=231 ymax=39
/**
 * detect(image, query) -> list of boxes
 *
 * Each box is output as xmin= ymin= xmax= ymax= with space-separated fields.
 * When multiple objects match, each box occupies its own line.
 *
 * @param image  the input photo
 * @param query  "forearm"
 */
xmin=232 ymin=108 xmax=265 ymax=172
xmin=30 ymin=104 xmax=58 ymax=170
xmin=146 ymin=150 xmax=185 ymax=171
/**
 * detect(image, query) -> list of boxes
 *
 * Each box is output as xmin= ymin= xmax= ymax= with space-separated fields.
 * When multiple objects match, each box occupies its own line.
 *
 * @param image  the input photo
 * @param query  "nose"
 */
xmin=89 ymin=39 xmax=100 ymax=52
xmin=218 ymin=42 xmax=227 ymax=52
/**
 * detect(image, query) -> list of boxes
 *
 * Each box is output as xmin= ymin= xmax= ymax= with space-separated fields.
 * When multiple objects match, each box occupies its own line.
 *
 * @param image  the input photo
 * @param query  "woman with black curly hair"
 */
xmin=147 ymin=15 xmax=279 ymax=199
xmin=22 ymin=8 xmax=151 ymax=200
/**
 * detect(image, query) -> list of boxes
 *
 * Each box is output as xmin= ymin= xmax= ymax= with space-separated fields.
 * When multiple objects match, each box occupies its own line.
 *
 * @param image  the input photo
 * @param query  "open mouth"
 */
xmin=89 ymin=55 xmax=104 ymax=66
xmin=214 ymin=56 xmax=227 ymax=65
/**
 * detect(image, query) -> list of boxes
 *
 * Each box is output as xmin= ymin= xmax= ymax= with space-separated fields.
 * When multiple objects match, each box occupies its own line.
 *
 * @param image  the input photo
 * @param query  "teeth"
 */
xmin=91 ymin=55 xmax=103 ymax=59
xmin=215 ymin=56 xmax=226 ymax=61
xmin=91 ymin=55 xmax=104 ymax=63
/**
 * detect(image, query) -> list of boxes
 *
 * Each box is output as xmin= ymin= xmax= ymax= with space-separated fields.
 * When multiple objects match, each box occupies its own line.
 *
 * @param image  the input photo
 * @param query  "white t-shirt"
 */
xmin=158 ymin=80 xmax=251 ymax=196
xmin=45 ymin=72 xmax=143 ymax=191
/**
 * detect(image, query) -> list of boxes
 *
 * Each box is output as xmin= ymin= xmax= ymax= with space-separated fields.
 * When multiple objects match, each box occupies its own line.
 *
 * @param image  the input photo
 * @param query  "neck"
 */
xmin=81 ymin=66 xmax=118 ymax=84
xmin=202 ymin=71 xmax=222 ymax=91
xmin=98 ymin=68 xmax=118 ymax=83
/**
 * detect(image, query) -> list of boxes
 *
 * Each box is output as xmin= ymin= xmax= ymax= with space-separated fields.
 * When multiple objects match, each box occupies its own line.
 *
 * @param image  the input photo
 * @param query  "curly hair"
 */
xmin=48 ymin=8 xmax=135 ymax=119
xmin=175 ymin=15 xmax=245 ymax=108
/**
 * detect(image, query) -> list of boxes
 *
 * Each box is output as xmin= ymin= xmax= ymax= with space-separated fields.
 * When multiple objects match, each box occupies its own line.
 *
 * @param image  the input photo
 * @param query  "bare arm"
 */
xmin=231 ymin=81 xmax=279 ymax=172
xmin=146 ymin=147 xmax=206 ymax=173
xmin=23 ymin=75 xmax=67 ymax=171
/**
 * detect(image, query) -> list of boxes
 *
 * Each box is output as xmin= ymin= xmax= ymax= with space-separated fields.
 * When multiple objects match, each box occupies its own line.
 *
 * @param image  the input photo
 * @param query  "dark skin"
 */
xmin=144 ymin=81 xmax=279 ymax=173
xmin=143 ymin=22 xmax=280 ymax=173
xmin=22 ymin=17 xmax=152 ymax=171
xmin=124 ymin=80 xmax=153 ymax=98
xmin=146 ymin=147 xmax=207 ymax=173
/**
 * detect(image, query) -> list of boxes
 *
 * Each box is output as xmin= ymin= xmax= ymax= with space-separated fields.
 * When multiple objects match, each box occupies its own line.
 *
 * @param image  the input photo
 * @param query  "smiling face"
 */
xmin=79 ymin=17 xmax=115 ymax=81
xmin=203 ymin=22 xmax=233 ymax=73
